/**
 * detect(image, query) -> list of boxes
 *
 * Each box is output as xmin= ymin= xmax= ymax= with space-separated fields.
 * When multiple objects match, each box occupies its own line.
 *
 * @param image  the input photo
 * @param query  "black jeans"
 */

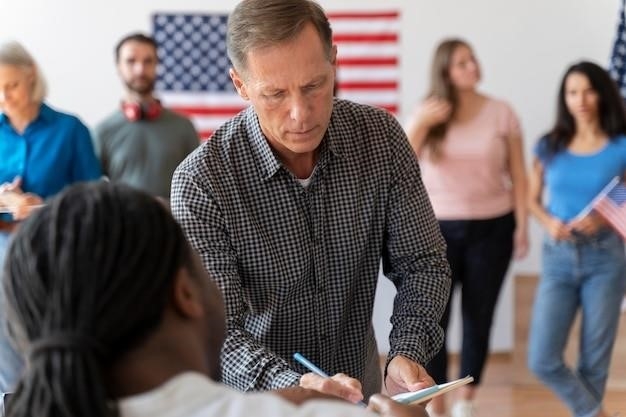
xmin=426 ymin=212 xmax=515 ymax=385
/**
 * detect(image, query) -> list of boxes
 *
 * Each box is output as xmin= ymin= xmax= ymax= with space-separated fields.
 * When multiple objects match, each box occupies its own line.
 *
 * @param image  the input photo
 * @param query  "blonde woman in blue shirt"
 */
xmin=527 ymin=61 xmax=626 ymax=417
xmin=0 ymin=40 xmax=101 ymax=395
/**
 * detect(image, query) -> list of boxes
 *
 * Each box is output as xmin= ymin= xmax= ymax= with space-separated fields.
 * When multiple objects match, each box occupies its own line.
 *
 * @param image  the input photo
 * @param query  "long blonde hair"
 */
xmin=423 ymin=38 xmax=472 ymax=158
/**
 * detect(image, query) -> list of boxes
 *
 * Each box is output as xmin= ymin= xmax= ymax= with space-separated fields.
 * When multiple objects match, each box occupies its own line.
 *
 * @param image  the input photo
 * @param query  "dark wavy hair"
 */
xmin=2 ymin=182 xmax=194 ymax=417
xmin=543 ymin=61 xmax=626 ymax=156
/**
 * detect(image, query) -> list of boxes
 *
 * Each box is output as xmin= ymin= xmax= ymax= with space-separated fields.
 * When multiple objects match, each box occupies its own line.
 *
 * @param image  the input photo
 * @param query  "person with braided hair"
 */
xmin=0 ymin=182 xmax=426 ymax=417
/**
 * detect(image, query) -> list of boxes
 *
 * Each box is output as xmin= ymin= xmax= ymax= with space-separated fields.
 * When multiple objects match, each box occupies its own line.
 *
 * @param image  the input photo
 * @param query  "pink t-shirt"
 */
xmin=419 ymin=97 xmax=522 ymax=220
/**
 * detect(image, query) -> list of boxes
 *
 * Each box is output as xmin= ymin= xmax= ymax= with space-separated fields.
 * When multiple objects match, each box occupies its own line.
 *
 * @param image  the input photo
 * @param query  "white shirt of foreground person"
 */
xmin=119 ymin=372 xmax=379 ymax=417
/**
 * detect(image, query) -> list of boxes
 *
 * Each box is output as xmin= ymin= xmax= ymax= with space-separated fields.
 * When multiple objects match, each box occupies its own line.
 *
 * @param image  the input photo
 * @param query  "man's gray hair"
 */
xmin=226 ymin=0 xmax=333 ymax=74
xmin=0 ymin=40 xmax=48 ymax=104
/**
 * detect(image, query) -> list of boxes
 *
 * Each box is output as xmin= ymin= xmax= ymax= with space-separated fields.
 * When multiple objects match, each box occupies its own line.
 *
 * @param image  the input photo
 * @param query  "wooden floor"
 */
xmin=449 ymin=354 xmax=626 ymax=417
xmin=380 ymin=354 xmax=626 ymax=416
xmin=382 ymin=275 xmax=626 ymax=416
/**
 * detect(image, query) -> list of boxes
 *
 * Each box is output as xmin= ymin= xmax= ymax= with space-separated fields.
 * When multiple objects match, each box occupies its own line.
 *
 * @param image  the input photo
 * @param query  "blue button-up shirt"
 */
xmin=0 ymin=103 xmax=101 ymax=199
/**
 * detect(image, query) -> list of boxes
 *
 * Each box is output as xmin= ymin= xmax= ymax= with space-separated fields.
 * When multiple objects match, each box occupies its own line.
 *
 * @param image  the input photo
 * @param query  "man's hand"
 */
xmin=275 ymin=387 xmax=430 ymax=417
xmin=299 ymin=372 xmax=364 ymax=404
xmin=385 ymin=355 xmax=435 ymax=396
xmin=368 ymin=394 xmax=429 ymax=417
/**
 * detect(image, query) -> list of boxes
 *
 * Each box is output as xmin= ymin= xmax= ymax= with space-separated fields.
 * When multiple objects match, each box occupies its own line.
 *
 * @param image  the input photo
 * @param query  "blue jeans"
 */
xmin=528 ymin=230 xmax=626 ymax=417
xmin=0 ymin=231 xmax=24 ymax=394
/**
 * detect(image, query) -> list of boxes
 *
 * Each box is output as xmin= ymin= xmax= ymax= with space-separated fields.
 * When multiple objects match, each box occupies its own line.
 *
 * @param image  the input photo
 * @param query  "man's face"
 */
xmin=116 ymin=40 xmax=158 ymax=96
xmin=230 ymin=23 xmax=336 ymax=165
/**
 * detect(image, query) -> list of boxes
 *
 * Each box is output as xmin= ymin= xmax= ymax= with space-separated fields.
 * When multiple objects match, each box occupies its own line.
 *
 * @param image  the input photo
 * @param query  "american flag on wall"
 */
xmin=152 ymin=11 xmax=400 ymax=140
xmin=609 ymin=0 xmax=626 ymax=98
xmin=329 ymin=11 xmax=399 ymax=114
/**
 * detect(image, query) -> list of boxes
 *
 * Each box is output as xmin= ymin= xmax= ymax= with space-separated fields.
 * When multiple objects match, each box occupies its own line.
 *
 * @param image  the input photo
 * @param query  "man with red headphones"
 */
xmin=93 ymin=33 xmax=198 ymax=199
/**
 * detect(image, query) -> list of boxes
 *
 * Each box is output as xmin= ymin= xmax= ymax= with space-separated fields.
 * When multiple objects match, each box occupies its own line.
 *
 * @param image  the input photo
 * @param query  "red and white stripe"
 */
xmin=330 ymin=11 xmax=400 ymax=114
xmin=594 ymin=197 xmax=626 ymax=240
xmin=159 ymin=91 xmax=248 ymax=141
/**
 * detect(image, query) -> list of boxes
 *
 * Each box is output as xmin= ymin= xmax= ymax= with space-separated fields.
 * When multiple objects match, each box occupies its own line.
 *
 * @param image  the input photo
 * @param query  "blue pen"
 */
xmin=293 ymin=352 xmax=368 ymax=408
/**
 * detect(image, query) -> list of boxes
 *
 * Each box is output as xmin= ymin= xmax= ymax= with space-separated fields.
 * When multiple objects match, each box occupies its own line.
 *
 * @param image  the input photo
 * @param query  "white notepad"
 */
xmin=392 ymin=376 xmax=474 ymax=405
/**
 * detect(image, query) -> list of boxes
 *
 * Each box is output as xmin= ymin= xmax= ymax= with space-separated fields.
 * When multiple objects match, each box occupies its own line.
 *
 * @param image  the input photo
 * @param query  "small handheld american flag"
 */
xmin=576 ymin=176 xmax=626 ymax=240
xmin=592 ymin=177 xmax=626 ymax=240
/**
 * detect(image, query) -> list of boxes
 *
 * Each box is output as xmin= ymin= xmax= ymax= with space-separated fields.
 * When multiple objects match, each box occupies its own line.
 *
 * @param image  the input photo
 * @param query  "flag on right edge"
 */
xmin=593 ymin=177 xmax=626 ymax=240
xmin=609 ymin=0 xmax=626 ymax=99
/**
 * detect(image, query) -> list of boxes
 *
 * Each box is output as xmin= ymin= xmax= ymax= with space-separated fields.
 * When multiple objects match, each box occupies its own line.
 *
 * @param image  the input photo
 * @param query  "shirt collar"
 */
xmin=37 ymin=103 xmax=55 ymax=123
xmin=246 ymin=108 xmax=282 ymax=179
xmin=245 ymin=103 xmax=345 ymax=180
xmin=324 ymin=104 xmax=346 ymax=159
xmin=0 ymin=102 xmax=53 ymax=129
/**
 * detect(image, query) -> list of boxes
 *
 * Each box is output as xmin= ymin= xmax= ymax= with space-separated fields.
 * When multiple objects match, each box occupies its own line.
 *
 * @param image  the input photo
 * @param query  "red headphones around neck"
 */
xmin=121 ymin=100 xmax=162 ymax=121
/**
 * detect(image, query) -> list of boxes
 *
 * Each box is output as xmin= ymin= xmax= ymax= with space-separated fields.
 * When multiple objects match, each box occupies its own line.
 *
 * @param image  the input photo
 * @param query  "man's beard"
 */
xmin=124 ymin=77 xmax=155 ymax=96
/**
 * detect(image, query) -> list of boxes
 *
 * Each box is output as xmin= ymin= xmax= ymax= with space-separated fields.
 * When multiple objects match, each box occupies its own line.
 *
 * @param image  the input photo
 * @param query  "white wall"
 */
xmin=0 ymin=0 xmax=620 ymax=353
xmin=370 ymin=0 xmax=620 ymax=353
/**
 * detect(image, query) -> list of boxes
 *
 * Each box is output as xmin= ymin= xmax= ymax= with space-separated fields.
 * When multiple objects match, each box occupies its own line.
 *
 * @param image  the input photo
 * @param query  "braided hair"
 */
xmin=2 ymin=182 xmax=193 ymax=417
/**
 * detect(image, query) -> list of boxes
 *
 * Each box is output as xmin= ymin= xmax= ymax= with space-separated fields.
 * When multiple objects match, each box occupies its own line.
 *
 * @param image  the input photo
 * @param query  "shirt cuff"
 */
xmin=270 ymin=369 xmax=302 ymax=390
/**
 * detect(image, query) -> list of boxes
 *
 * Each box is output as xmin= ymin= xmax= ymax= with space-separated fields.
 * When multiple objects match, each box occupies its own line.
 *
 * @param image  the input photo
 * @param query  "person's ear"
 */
xmin=171 ymin=268 xmax=204 ymax=319
xmin=330 ymin=45 xmax=338 ymax=67
xmin=330 ymin=45 xmax=338 ymax=90
xmin=229 ymin=67 xmax=249 ymax=101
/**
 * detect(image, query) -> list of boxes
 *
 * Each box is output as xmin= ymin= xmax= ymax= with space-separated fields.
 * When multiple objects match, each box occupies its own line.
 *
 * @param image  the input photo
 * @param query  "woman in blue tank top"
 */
xmin=527 ymin=61 xmax=626 ymax=417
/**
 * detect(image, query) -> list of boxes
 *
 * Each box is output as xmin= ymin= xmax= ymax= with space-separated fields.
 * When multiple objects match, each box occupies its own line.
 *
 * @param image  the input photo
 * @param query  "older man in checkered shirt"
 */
xmin=171 ymin=0 xmax=451 ymax=404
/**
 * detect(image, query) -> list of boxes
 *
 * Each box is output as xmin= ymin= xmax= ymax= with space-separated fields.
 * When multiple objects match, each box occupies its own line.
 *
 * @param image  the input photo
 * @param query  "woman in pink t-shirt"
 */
xmin=405 ymin=38 xmax=528 ymax=417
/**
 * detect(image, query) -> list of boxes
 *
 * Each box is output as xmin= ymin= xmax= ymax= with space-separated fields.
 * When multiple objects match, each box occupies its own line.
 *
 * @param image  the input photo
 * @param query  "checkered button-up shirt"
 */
xmin=171 ymin=99 xmax=451 ymax=398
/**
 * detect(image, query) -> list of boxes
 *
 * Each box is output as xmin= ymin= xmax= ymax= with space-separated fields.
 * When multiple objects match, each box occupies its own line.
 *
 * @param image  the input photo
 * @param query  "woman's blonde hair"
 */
xmin=0 ymin=40 xmax=48 ymax=104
